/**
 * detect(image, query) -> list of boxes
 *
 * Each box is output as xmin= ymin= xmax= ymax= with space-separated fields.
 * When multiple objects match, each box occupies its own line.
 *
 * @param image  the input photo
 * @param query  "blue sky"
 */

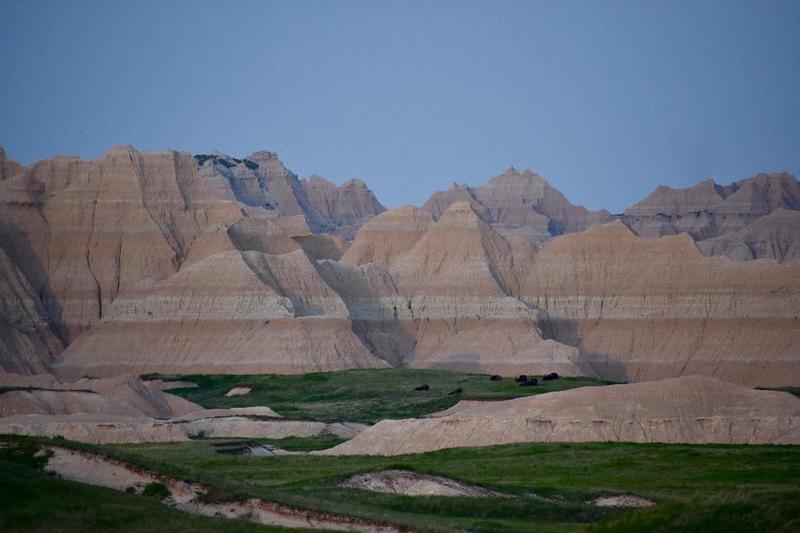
xmin=1 ymin=0 xmax=798 ymax=212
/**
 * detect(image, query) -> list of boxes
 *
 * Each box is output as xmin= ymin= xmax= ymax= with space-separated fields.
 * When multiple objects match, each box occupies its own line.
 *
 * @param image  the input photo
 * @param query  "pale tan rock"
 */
xmin=0 ymin=243 xmax=65 ymax=373
xmin=341 ymin=470 xmax=506 ymax=497
xmin=422 ymin=167 xmax=612 ymax=241
xmin=387 ymin=201 xmax=582 ymax=374
xmin=300 ymin=176 xmax=386 ymax=239
xmin=224 ymin=386 xmax=252 ymax=397
xmin=520 ymin=221 xmax=800 ymax=386
xmin=0 ymin=412 xmax=366 ymax=444
xmin=0 ymin=414 xmax=190 ymax=443
xmin=341 ymin=206 xmax=434 ymax=267
xmin=0 ymin=146 xmax=22 ymax=181
xmin=696 ymin=209 xmax=800 ymax=261
xmin=315 ymin=260 xmax=415 ymax=366
xmin=622 ymin=172 xmax=800 ymax=260
xmin=167 ymin=406 xmax=282 ymax=421
xmin=226 ymin=217 xmax=303 ymax=255
xmin=320 ymin=377 xmax=800 ymax=455
xmin=53 ymin=250 xmax=386 ymax=377
xmin=272 ymin=214 xmax=313 ymax=236
xmin=0 ymin=374 xmax=200 ymax=418
xmin=197 ymin=152 xmax=385 ymax=238
xmin=0 ymin=146 xmax=241 ymax=345
xmin=293 ymin=234 xmax=351 ymax=261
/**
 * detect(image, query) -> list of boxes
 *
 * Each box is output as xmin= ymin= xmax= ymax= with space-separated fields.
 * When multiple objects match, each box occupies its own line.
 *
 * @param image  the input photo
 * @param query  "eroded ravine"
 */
xmin=43 ymin=445 xmax=412 ymax=533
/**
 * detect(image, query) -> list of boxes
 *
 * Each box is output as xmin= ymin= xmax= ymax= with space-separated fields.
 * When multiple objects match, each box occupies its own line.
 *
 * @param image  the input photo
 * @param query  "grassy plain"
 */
xmin=161 ymin=368 xmax=615 ymax=423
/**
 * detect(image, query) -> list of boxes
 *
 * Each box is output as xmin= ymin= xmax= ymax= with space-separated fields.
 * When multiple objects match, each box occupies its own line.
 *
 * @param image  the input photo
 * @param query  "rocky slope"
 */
xmin=0 ymin=373 xmax=199 ymax=418
xmin=520 ymin=221 xmax=800 ymax=387
xmin=0 ymin=243 xmax=65 ymax=373
xmin=0 ymin=145 xmax=241 ymax=352
xmin=196 ymin=151 xmax=385 ymax=238
xmin=1 ymin=144 xmax=798 ymax=388
xmin=338 ymin=201 xmax=583 ymax=374
xmin=422 ymin=166 xmax=612 ymax=243
xmin=622 ymin=172 xmax=800 ymax=260
xmin=320 ymin=377 xmax=800 ymax=455
xmin=53 ymin=248 xmax=387 ymax=377
xmin=696 ymin=208 xmax=800 ymax=261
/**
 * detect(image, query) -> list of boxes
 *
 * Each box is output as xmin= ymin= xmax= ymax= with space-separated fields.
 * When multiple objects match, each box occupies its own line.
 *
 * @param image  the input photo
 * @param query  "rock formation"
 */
xmin=622 ymin=172 xmax=800 ymax=260
xmin=53 ymin=249 xmax=387 ymax=377
xmin=0 ymin=373 xmax=199 ymax=418
xmin=422 ymin=166 xmax=612 ymax=243
xmin=696 ymin=209 xmax=800 ymax=261
xmin=319 ymin=377 xmax=800 ymax=455
xmin=0 ymin=372 xmax=369 ymax=444
xmin=520 ymin=220 xmax=800 ymax=386
xmin=196 ymin=151 xmax=385 ymax=238
xmin=300 ymin=175 xmax=387 ymax=239
xmin=0 ymin=243 xmax=65 ymax=373
xmin=339 ymin=201 xmax=583 ymax=374
xmin=0 ymin=144 xmax=798 ymax=388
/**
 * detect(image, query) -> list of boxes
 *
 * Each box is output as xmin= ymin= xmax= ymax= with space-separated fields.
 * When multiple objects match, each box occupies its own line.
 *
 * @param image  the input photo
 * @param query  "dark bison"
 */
xmin=543 ymin=373 xmax=560 ymax=381
xmin=414 ymin=384 xmax=430 ymax=391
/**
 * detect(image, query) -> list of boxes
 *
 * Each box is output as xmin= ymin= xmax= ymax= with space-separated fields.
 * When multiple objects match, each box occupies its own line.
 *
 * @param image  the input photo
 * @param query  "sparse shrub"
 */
xmin=142 ymin=481 xmax=170 ymax=500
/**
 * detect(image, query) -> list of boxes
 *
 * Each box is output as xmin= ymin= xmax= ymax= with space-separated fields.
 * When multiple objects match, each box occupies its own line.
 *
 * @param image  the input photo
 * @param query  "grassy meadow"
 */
xmin=159 ymin=368 xmax=615 ymax=423
xmin=2 ymin=368 xmax=798 ymax=532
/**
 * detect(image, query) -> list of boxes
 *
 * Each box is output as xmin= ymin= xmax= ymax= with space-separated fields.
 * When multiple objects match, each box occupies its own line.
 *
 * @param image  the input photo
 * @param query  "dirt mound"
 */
xmin=319 ymin=376 xmax=800 ymax=456
xmin=341 ymin=469 xmax=505 ymax=497
xmin=591 ymin=495 xmax=655 ymax=508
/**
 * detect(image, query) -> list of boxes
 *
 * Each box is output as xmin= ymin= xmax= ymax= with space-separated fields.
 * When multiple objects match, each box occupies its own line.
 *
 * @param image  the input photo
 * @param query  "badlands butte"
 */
xmin=0 ymin=144 xmax=799 ymax=450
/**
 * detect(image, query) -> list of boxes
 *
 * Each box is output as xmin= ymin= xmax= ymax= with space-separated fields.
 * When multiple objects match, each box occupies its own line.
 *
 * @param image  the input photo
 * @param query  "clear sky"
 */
xmin=1 ymin=0 xmax=798 ymax=213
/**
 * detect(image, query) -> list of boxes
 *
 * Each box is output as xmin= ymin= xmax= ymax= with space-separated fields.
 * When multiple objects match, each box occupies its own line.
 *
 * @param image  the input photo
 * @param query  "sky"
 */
xmin=1 ymin=1 xmax=798 ymax=213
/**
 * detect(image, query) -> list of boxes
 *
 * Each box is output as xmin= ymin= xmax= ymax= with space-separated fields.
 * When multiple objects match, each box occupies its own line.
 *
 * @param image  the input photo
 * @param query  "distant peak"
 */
xmin=246 ymin=150 xmax=280 ymax=162
xmin=440 ymin=199 xmax=487 ymax=223
xmin=306 ymin=174 xmax=336 ymax=186
xmin=342 ymin=178 xmax=368 ymax=188
xmin=101 ymin=144 xmax=137 ymax=158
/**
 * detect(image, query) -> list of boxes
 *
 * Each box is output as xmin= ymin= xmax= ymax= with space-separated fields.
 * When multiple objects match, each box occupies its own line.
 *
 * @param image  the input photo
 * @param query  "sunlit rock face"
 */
xmin=0 ymin=145 xmax=241 ymax=348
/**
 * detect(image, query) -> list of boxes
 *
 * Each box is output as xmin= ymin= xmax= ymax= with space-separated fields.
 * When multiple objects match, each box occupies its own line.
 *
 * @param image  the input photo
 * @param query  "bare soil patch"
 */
xmin=341 ymin=469 xmax=507 ymax=497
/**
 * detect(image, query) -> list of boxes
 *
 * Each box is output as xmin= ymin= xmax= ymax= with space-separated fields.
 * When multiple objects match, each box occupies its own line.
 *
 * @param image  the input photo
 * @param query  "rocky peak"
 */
xmin=304 ymin=174 xmax=337 ymax=187
xmin=342 ymin=178 xmax=369 ymax=189
xmin=246 ymin=150 xmax=281 ymax=163
xmin=0 ymin=146 xmax=23 ymax=180
xmin=622 ymin=172 xmax=799 ymax=259
xmin=423 ymin=167 xmax=610 ymax=242
xmin=439 ymin=199 xmax=489 ymax=225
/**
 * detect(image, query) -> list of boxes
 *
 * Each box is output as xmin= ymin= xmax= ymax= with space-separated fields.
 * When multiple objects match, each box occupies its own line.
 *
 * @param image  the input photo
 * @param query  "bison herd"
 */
xmin=413 ymin=373 xmax=560 ymax=392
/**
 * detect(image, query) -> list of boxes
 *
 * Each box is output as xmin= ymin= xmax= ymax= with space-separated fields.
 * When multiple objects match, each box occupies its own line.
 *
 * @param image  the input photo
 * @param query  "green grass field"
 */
xmin=2 ymin=367 xmax=798 ymax=532
xmin=159 ymin=368 xmax=615 ymax=423
xmin=25 ymin=437 xmax=793 ymax=532
xmin=0 ymin=439 xmax=296 ymax=533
